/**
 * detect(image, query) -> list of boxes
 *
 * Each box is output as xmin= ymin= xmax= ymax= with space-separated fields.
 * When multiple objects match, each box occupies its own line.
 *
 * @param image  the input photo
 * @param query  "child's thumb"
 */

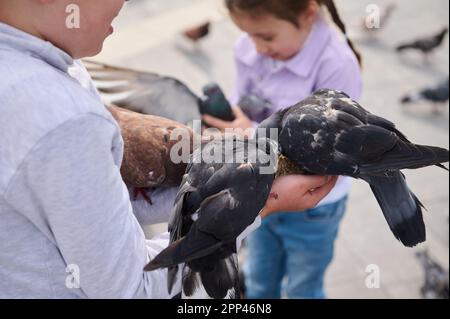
xmin=302 ymin=175 xmax=336 ymax=190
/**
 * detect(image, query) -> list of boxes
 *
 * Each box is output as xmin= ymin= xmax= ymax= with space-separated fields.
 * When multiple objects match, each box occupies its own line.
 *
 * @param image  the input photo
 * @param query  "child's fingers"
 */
xmin=301 ymin=175 xmax=336 ymax=190
xmin=232 ymin=106 xmax=245 ymax=118
xmin=202 ymin=115 xmax=230 ymax=131
xmin=308 ymin=177 xmax=339 ymax=206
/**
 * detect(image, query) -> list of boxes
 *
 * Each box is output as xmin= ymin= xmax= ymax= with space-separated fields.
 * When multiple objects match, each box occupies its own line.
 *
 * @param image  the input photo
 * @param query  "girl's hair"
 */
xmin=225 ymin=0 xmax=362 ymax=66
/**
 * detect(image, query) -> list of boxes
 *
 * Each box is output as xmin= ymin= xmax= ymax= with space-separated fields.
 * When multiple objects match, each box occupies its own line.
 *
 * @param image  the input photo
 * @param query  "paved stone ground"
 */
xmin=94 ymin=0 xmax=449 ymax=299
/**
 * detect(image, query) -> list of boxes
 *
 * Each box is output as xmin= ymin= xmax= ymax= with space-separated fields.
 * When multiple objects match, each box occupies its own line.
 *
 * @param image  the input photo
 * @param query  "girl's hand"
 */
xmin=260 ymin=175 xmax=339 ymax=218
xmin=202 ymin=106 xmax=254 ymax=138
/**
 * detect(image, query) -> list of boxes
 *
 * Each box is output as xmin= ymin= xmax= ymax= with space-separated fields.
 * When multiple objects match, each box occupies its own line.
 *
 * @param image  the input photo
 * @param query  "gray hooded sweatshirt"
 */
xmin=0 ymin=22 xmax=181 ymax=299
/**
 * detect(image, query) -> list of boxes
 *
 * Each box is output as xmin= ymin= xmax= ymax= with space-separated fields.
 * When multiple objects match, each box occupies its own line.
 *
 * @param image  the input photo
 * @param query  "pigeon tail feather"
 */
xmin=367 ymin=171 xmax=426 ymax=247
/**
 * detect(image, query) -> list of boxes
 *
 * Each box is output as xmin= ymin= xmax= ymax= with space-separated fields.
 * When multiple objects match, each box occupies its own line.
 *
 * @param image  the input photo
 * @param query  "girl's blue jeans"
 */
xmin=243 ymin=196 xmax=347 ymax=299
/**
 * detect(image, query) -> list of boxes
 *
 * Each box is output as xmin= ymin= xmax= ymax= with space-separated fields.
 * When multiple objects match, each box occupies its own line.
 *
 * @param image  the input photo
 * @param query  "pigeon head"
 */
xmin=202 ymin=83 xmax=222 ymax=97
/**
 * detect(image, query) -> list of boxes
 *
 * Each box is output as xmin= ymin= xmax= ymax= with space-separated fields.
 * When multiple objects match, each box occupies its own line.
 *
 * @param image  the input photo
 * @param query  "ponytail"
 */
xmin=320 ymin=0 xmax=362 ymax=67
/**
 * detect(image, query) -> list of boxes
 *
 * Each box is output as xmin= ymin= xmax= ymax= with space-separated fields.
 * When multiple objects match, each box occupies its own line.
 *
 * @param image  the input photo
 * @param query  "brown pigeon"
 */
xmin=182 ymin=21 xmax=211 ymax=43
xmin=107 ymin=105 xmax=195 ymax=203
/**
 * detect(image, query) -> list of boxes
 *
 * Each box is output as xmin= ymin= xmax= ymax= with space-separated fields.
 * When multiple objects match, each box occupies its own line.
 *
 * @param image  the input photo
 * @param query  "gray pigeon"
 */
xmin=83 ymin=60 xmax=201 ymax=125
xmin=84 ymin=60 xmax=270 ymax=126
xmin=238 ymin=94 xmax=273 ymax=122
xmin=257 ymin=89 xmax=449 ymax=248
xmin=144 ymin=137 xmax=278 ymax=299
xmin=416 ymin=250 xmax=449 ymax=299
xmin=401 ymin=78 xmax=449 ymax=113
xmin=396 ymin=27 xmax=448 ymax=60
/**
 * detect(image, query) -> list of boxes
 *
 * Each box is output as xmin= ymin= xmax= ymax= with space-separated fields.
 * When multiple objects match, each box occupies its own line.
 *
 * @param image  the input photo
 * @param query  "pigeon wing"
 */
xmin=84 ymin=60 xmax=201 ymax=124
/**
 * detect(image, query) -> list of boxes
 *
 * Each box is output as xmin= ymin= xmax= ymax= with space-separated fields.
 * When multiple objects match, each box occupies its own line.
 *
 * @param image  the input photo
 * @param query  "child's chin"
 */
xmin=276 ymin=53 xmax=297 ymax=62
xmin=90 ymin=42 xmax=106 ymax=56
xmin=268 ymin=52 xmax=290 ymax=61
xmin=76 ymin=45 xmax=103 ymax=59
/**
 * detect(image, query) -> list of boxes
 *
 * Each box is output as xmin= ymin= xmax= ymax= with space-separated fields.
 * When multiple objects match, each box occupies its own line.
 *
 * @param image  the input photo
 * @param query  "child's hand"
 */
xmin=202 ymin=106 xmax=254 ymax=138
xmin=260 ymin=175 xmax=339 ymax=218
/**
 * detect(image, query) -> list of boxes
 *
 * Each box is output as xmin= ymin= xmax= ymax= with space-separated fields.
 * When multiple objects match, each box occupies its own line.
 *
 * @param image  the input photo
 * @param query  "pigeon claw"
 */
xmin=133 ymin=187 xmax=154 ymax=205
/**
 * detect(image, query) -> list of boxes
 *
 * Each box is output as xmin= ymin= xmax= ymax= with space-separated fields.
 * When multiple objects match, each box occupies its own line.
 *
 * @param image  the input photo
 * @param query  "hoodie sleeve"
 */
xmin=4 ymin=113 xmax=181 ymax=298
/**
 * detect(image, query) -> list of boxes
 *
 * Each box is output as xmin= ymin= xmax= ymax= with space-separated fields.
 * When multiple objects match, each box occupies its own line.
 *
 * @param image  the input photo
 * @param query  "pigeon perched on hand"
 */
xmin=396 ymin=27 xmax=448 ymax=61
xmin=144 ymin=137 xmax=279 ymax=299
xmin=401 ymin=78 xmax=449 ymax=113
xmin=107 ymin=105 xmax=194 ymax=203
xmin=84 ymin=60 xmax=201 ymax=125
xmin=257 ymin=89 xmax=449 ymax=248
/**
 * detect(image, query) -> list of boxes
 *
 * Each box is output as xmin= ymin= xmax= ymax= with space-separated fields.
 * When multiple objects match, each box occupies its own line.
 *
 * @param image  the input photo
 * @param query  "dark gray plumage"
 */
xmin=144 ymin=137 xmax=278 ymax=299
xmin=396 ymin=27 xmax=448 ymax=56
xmin=258 ymin=89 xmax=449 ymax=248
xmin=416 ymin=250 xmax=449 ymax=299
xmin=238 ymin=94 xmax=273 ymax=122
xmin=401 ymin=78 xmax=449 ymax=109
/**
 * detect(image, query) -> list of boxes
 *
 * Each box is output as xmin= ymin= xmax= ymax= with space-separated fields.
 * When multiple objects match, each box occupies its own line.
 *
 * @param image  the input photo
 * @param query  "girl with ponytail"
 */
xmin=203 ymin=0 xmax=364 ymax=299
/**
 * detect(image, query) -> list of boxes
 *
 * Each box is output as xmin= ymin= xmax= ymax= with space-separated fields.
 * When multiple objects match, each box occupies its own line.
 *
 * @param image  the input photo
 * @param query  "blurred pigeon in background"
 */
xmin=107 ymin=105 xmax=194 ymax=203
xmin=258 ymin=89 xmax=449 ymax=248
xmin=416 ymin=250 xmax=449 ymax=299
xmin=401 ymin=78 xmax=449 ymax=113
xmin=396 ymin=27 xmax=448 ymax=62
xmin=145 ymin=137 xmax=278 ymax=299
xmin=200 ymin=83 xmax=235 ymax=124
xmin=200 ymin=86 xmax=274 ymax=124
xmin=182 ymin=21 xmax=211 ymax=43
xmin=238 ymin=94 xmax=273 ymax=122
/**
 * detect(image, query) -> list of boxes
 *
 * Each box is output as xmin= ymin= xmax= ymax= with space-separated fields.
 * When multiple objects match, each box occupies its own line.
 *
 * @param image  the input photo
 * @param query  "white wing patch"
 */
xmin=237 ymin=162 xmax=253 ymax=170
xmin=226 ymin=190 xmax=239 ymax=210
xmin=312 ymin=131 xmax=322 ymax=142
xmin=339 ymin=97 xmax=360 ymax=108
xmin=324 ymin=108 xmax=338 ymax=119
